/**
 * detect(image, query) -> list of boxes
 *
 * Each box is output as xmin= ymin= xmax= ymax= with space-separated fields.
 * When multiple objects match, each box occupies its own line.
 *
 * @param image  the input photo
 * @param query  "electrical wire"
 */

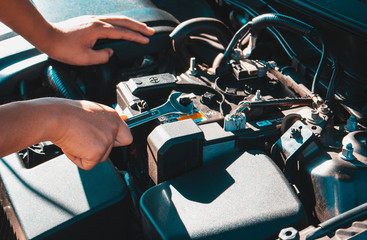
xmin=213 ymin=75 xmax=247 ymax=99
xmin=231 ymin=101 xmax=249 ymax=116
xmin=175 ymin=82 xmax=228 ymax=115
xmin=326 ymin=59 xmax=339 ymax=103
xmin=223 ymin=23 xmax=252 ymax=60
xmin=227 ymin=3 xmax=330 ymax=97
xmin=311 ymin=40 xmax=325 ymax=94
xmin=228 ymin=3 xmax=298 ymax=61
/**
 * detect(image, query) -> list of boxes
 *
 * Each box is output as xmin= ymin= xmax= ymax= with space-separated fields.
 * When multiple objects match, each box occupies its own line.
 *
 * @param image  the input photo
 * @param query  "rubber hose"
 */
xmin=46 ymin=65 xmax=86 ymax=100
xmin=250 ymin=13 xmax=317 ymax=39
xmin=170 ymin=18 xmax=233 ymax=66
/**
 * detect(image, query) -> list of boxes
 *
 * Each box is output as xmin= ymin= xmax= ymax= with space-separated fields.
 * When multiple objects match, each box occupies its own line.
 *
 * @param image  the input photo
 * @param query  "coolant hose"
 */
xmin=46 ymin=64 xmax=86 ymax=100
xmin=170 ymin=18 xmax=233 ymax=66
xmin=250 ymin=13 xmax=316 ymax=38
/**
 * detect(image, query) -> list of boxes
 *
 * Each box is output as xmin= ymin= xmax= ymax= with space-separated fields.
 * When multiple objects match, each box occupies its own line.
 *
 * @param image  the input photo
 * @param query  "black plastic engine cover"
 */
xmin=140 ymin=150 xmax=306 ymax=239
xmin=0 ymin=154 xmax=131 ymax=240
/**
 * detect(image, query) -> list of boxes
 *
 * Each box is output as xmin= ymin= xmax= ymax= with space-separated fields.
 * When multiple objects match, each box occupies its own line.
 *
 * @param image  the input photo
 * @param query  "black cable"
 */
xmin=213 ymin=76 xmax=247 ymax=100
xmin=267 ymin=27 xmax=297 ymax=60
xmin=170 ymin=18 xmax=233 ymax=67
xmin=223 ymin=22 xmax=252 ymax=60
xmin=326 ymin=59 xmax=339 ymax=103
xmin=227 ymin=4 xmax=299 ymax=61
xmin=306 ymin=201 xmax=367 ymax=240
xmin=175 ymin=82 xmax=228 ymax=115
xmin=230 ymin=12 xmax=326 ymax=97
xmin=249 ymin=14 xmax=316 ymax=38
xmin=311 ymin=40 xmax=325 ymax=94
xmin=338 ymin=100 xmax=367 ymax=127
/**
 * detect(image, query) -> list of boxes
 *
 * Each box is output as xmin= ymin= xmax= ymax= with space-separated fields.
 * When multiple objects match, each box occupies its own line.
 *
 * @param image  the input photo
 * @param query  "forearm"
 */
xmin=0 ymin=0 xmax=155 ymax=65
xmin=0 ymin=99 xmax=57 ymax=158
xmin=0 ymin=0 xmax=55 ymax=54
xmin=0 ymin=98 xmax=132 ymax=170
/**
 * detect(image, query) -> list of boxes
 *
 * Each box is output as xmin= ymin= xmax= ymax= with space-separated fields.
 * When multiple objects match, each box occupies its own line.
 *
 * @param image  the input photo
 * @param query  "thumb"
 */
xmin=85 ymin=48 xmax=114 ymax=65
xmin=114 ymin=123 xmax=133 ymax=147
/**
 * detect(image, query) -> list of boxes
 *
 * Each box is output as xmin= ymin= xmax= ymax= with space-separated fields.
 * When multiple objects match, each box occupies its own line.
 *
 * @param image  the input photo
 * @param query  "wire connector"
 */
xmin=224 ymin=112 xmax=247 ymax=132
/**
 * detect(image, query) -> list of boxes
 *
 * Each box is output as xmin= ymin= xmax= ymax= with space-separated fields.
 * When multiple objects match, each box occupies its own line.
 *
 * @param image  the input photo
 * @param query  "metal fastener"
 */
xmin=319 ymin=103 xmax=329 ymax=115
xmin=290 ymin=127 xmax=301 ymax=138
xmin=308 ymin=109 xmax=324 ymax=125
xmin=279 ymin=227 xmax=299 ymax=240
xmin=345 ymin=115 xmax=357 ymax=132
xmin=339 ymin=143 xmax=355 ymax=161
xmin=188 ymin=57 xmax=198 ymax=76
xmin=255 ymin=90 xmax=262 ymax=100
xmin=231 ymin=48 xmax=244 ymax=60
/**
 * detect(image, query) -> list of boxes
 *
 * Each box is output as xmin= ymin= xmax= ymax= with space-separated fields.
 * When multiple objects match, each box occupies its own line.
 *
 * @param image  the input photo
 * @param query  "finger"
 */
xmin=79 ymin=159 xmax=99 ymax=171
xmin=64 ymin=151 xmax=78 ymax=163
xmin=97 ymin=24 xmax=151 ymax=44
xmin=64 ymin=151 xmax=84 ymax=169
xmin=114 ymin=122 xmax=133 ymax=147
xmin=98 ymin=16 xmax=155 ymax=36
xmin=80 ymin=48 xmax=113 ymax=65
xmin=100 ymin=144 xmax=113 ymax=163
xmin=64 ymin=151 xmax=99 ymax=170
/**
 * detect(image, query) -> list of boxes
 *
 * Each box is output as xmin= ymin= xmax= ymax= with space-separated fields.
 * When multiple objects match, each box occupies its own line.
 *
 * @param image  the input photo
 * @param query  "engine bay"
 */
xmin=1 ymin=0 xmax=367 ymax=239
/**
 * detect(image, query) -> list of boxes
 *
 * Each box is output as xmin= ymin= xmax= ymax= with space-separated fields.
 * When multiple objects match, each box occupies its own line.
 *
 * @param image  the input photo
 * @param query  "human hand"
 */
xmin=47 ymin=98 xmax=133 ymax=170
xmin=45 ymin=15 xmax=155 ymax=65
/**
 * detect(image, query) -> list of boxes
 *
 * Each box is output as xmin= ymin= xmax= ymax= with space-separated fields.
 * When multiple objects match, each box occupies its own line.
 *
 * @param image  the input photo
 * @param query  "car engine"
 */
xmin=1 ymin=0 xmax=367 ymax=239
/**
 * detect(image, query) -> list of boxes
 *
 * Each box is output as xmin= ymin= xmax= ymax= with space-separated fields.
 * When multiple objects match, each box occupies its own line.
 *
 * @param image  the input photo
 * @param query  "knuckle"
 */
xmin=110 ymin=122 xmax=121 ymax=137
xmin=90 ymin=20 xmax=104 ymax=29
xmin=112 ymin=122 xmax=120 ymax=133
xmin=93 ymin=145 xmax=107 ymax=157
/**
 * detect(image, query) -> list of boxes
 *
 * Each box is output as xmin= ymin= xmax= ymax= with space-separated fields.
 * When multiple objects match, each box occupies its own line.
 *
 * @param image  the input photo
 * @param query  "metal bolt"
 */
xmin=290 ymin=127 xmax=301 ymax=138
xmin=188 ymin=57 xmax=198 ymax=76
xmin=319 ymin=103 xmax=329 ymax=115
xmin=279 ymin=227 xmax=299 ymax=240
xmin=311 ymin=109 xmax=320 ymax=119
xmin=340 ymin=143 xmax=355 ymax=161
xmin=345 ymin=115 xmax=357 ymax=132
xmin=255 ymin=90 xmax=262 ymax=100
xmin=308 ymin=109 xmax=324 ymax=125
xmin=232 ymin=48 xmax=244 ymax=60
xmin=267 ymin=61 xmax=277 ymax=68
xmin=179 ymin=97 xmax=192 ymax=107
